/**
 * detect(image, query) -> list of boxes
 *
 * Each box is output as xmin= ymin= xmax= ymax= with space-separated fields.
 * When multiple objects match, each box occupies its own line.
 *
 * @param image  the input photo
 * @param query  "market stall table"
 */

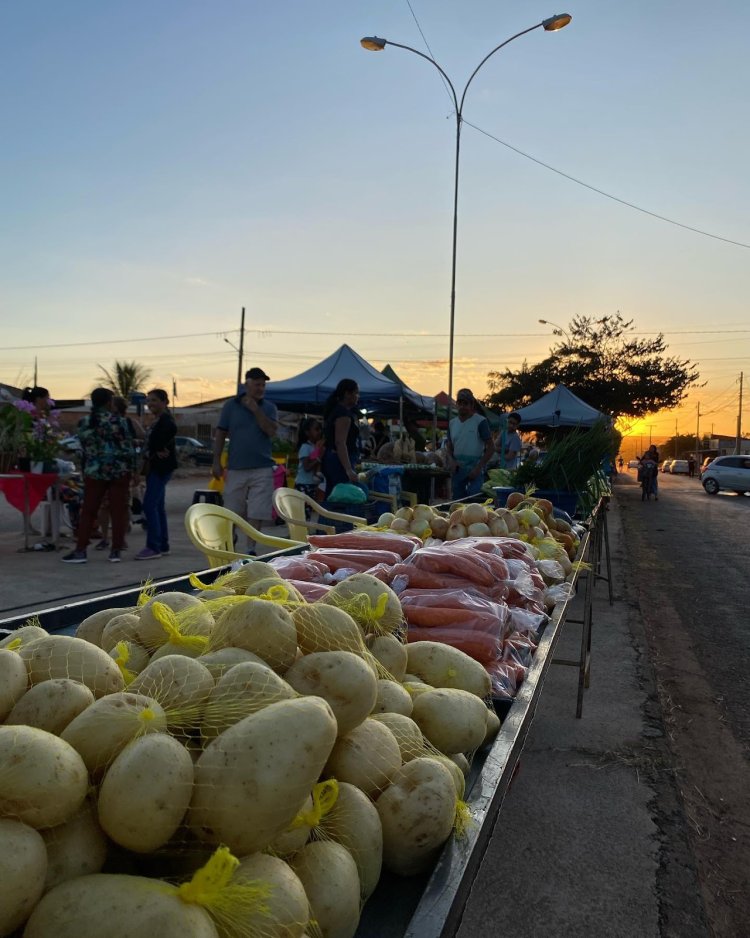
xmin=0 ymin=471 xmax=59 ymax=550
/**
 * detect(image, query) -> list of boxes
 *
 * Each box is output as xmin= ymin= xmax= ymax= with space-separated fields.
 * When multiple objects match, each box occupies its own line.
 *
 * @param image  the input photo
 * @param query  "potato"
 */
xmin=292 ymin=604 xmax=368 ymax=658
xmin=209 ymin=599 xmax=298 ymax=673
xmin=403 ymin=680 xmax=434 ymax=700
xmin=449 ymin=752 xmax=471 ymax=776
xmin=100 ymin=613 xmax=142 ymax=653
xmin=324 ymin=718 xmax=401 ymax=799
xmin=430 ymin=755 xmax=466 ymax=799
xmin=370 ymin=712 xmax=425 ymax=763
xmin=245 ymin=577 xmax=304 ymax=605
xmin=201 ymin=661 xmax=296 ymax=739
xmin=322 ymin=573 xmax=403 ymax=636
xmin=42 ymin=800 xmax=108 ymax=891
xmin=0 ymin=623 xmax=47 ymax=650
xmin=61 ymin=692 xmax=167 ymax=776
xmin=0 ymin=726 xmax=88 ymax=829
xmin=75 ymin=608 xmax=131 ymax=646
xmin=137 ymin=592 xmax=212 ymax=650
xmin=319 ymin=781 xmax=383 ymax=901
xmin=98 ymin=734 xmax=194 ymax=853
xmin=0 ymin=818 xmax=47 ymax=935
xmin=235 ymin=853 xmax=309 ymax=938
xmin=366 ymin=634 xmax=408 ymax=682
xmin=371 ymin=679 xmax=413 ymax=716
xmin=484 ymin=707 xmax=502 ymax=745
xmin=149 ymin=640 xmax=206 ymax=661
xmin=0 ymin=648 xmax=28 ymax=720
xmin=128 ymin=655 xmax=214 ymax=729
xmin=411 ymin=688 xmax=489 ymax=755
xmin=24 ymin=874 xmax=219 ymax=938
xmin=267 ymin=794 xmax=313 ymax=858
xmin=285 ymin=651 xmax=377 ymax=736
xmin=19 ymin=634 xmax=125 ymax=698
xmin=291 ymin=841 xmax=360 ymax=938
xmin=189 ymin=696 xmax=337 ymax=855
xmin=6 ymin=678 xmax=94 ymax=735
xmin=197 ymin=646 xmax=266 ymax=679
xmin=406 ymin=641 xmax=491 ymax=698
xmin=108 ymin=640 xmax=150 ymax=676
xmin=377 ymin=757 xmax=456 ymax=876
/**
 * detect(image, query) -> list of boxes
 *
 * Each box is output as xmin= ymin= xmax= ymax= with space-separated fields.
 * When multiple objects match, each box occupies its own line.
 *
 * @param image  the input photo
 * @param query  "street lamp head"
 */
xmin=542 ymin=13 xmax=572 ymax=31
xmin=360 ymin=36 xmax=387 ymax=51
xmin=538 ymin=319 xmax=550 ymax=325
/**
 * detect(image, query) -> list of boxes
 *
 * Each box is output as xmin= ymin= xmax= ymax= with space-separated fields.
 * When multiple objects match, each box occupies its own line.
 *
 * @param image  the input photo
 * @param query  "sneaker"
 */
xmin=108 ymin=550 xmax=122 ymax=563
xmin=95 ymin=539 xmax=110 ymax=551
xmin=160 ymin=548 xmax=170 ymax=556
xmin=61 ymin=550 xmax=87 ymax=564
xmin=135 ymin=548 xmax=161 ymax=561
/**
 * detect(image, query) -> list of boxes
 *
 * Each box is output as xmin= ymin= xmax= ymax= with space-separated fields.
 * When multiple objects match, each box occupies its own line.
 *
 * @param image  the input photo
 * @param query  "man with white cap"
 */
xmin=445 ymin=388 xmax=493 ymax=500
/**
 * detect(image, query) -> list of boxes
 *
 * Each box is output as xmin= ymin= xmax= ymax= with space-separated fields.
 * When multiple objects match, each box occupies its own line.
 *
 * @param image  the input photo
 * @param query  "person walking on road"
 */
xmin=135 ymin=389 xmax=177 ymax=561
xmin=688 ymin=456 xmax=696 ymax=478
xmin=62 ymin=387 xmax=136 ymax=564
xmin=445 ymin=388 xmax=493 ymax=500
xmin=213 ymin=367 xmax=278 ymax=554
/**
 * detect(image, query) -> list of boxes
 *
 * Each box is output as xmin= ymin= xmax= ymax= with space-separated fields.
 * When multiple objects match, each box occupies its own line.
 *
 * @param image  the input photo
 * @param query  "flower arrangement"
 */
xmin=0 ymin=399 xmax=63 ymax=470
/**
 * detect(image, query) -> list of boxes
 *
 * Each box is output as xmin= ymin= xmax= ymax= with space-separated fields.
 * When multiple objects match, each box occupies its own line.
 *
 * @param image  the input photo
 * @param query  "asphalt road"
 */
xmin=618 ymin=469 xmax=750 ymax=936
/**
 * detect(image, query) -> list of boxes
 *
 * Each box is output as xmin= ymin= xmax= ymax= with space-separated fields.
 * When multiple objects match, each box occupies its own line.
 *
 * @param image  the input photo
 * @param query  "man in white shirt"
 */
xmin=503 ymin=412 xmax=522 ymax=469
xmin=445 ymin=389 xmax=493 ymax=499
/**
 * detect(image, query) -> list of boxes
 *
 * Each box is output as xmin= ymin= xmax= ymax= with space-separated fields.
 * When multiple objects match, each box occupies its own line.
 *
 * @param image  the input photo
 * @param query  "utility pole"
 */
xmin=674 ymin=419 xmax=678 ymax=458
xmin=33 ymin=356 xmax=38 ymax=386
xmin=736 ymin=371 xmax=744 ymax=454
xmin=237 ymin=307 xmax=246 ymax=392
xmin=648 ymin=424 xmax=655 ymax=447
xmin=695 ymin=402 xmax=701 ymax=464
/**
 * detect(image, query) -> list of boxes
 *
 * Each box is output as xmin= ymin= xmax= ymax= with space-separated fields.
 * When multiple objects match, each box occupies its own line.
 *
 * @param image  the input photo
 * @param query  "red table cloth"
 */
xmin=0 ymin=473 xmax=58 ymax=515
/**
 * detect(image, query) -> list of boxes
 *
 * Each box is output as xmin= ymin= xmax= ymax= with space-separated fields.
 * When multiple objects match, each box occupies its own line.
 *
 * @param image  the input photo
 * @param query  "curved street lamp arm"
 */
xmin=383 ymin=40 xmax=459 ymax=116
xmin=458 ymin=22 xmax=543 ymax=114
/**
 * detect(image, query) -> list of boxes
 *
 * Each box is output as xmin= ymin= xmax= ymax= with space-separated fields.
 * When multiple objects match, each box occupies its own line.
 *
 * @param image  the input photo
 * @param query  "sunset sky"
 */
xmin=2 ymin=1 xmax=748 ymax=455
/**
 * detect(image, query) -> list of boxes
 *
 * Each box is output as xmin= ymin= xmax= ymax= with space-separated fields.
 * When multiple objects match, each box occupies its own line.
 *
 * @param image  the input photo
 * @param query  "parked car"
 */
xmin=699 ymin=456 xmax=715 ymax=479
xmin=627 ymin=459 xmax=640 ymax=469
xmin=701 ymin=455 xmax=750 ymax=495
xmin=660 ymin=460 xmax=674 ymax=473
xmin=175 ymin=436 xmax=213 ymax=466
xmin=669 ymin=459 xmax=690 ymax=475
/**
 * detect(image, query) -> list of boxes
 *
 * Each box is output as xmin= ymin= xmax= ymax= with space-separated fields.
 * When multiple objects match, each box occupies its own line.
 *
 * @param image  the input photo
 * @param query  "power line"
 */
xmin=464 ymin=120 xmax=750 ymax=250
xmin=2 ymin=329 xmax=239 ymax=352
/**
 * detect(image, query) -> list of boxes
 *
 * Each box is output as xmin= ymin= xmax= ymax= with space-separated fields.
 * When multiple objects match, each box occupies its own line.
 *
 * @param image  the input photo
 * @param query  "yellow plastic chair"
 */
xmin=184 ymin=503 xmax=305 ymax=568
xmin=272 ymin=487 xmax=367 ymax=542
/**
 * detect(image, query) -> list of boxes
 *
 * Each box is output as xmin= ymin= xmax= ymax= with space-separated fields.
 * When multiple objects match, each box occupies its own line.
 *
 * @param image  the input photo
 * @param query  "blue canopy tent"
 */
xmin=513 ymin=384 xmax=608 ymax=429
xmin=264 ymin=344 xmax=435 ymax=416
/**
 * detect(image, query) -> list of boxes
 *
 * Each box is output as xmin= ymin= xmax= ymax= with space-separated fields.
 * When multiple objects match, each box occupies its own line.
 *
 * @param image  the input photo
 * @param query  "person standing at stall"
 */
xmin=445 ymin=389 xmax=493 ymax=500
xmin=61 ymin=387 xmax=135 ymax=564
xmin=212 ymin=367 xmax=278 ymax=554
xmin=135 ymin=389 xmax=177 ymax=561
xmin=322 ymin=379 xmax=360 ymax=492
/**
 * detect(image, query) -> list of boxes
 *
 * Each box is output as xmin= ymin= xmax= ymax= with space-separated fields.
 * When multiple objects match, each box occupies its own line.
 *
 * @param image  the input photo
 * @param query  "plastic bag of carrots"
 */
xmin=307 ymin=530 xmax=420 ymax=558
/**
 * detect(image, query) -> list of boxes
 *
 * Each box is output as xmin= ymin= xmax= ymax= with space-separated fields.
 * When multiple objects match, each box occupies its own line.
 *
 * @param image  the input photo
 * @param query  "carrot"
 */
xmin=285 ymin=580 xmax=332 ymax=601
xmin=406 ymin=627 xmax=499 ymax=664
xmin=305 ymin=548 xmax=402 ymax=572
xmin=307 ymin=531 xmax=420 ymax=558
xmin=406 ymin=547 xmax=495 ymax=587
xmin=403 ymin=606 xmax=502 ymax=635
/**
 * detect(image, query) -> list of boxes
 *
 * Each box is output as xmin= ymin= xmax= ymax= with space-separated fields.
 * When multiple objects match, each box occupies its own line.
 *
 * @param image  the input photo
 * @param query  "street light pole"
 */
xmin=361 ymin=14 xmax=571 ymax=415
xmin=538 ymin=318 xmax=571 ymax=341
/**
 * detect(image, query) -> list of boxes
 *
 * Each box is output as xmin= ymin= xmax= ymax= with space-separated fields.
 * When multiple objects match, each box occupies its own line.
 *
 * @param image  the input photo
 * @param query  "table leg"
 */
xmin=23 ymin=476 xmax=31 ymax=551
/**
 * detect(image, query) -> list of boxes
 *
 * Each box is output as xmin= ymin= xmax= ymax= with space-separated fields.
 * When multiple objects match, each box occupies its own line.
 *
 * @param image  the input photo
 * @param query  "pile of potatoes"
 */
xmin=379 ymin=497 xmax=579 ymax=562
xmin=0 ymin=564 xmax=501 ymax=938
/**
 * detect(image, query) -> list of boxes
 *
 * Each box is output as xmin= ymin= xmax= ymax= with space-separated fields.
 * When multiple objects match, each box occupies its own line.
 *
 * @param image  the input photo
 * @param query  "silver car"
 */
xmin=701 ymin=455 xmax=750 ymax=495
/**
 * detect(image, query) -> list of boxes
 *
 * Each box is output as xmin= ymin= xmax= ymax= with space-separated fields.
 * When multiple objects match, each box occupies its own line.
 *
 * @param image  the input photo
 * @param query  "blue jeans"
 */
xmin=452 ymin=465 xmax=484 ymax=501
xmin=143 ymin=471 xmax=172 ymax=552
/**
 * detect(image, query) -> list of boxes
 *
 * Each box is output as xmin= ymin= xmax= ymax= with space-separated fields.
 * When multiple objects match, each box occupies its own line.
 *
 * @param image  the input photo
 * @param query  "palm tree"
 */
xmin=96 ymin=361 xmax=152 ymax=400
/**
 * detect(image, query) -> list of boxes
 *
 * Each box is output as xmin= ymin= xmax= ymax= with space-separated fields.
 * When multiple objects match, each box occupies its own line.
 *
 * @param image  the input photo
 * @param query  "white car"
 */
xmin=627 ymin=459 xmax=640 ymax=469
xmin=660 ymin=460 xmax=674 ymax=473
xmin=669 ymin=459 xmax=690 ymax=474
xmin=701 ymin=455 xmax=750 ymax=495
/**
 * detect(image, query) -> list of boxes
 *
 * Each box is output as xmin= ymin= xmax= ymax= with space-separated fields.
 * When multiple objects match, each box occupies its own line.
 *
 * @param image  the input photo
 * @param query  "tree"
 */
xmin=485 ymin=314 xmax=700 ymax=421
xmin=96 ymin=361 xmax=152 ymax=400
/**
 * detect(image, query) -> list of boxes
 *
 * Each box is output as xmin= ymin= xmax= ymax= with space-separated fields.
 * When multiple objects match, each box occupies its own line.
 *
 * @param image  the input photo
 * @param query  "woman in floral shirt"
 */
xmin=62 ymin=387 xmax=136 ymax=564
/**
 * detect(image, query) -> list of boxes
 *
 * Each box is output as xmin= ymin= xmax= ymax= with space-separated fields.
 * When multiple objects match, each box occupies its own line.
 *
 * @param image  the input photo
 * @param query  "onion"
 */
xmin=467 ymin=522 xmax=491 ymax=537
xmin=429 ymin=518 xmax=449 ymax=539
xmin=409 ymin=519 xmax=430 ymax=537
xmin=395 ymin=506 xmax=414 ymax=522
xmin=412 ymin=505 xmax=434 ymax=523
xmin=446 ymin=523 xmax=467 ymax=541
xmin=462 ymin=504 xmax=488 ymax=526
xmin=449 ymin=509 xmax=465 ymax=526
xmin=489 ymin=517 xmax=509 ymax=537
xmin=378 ymin=512 xmax=395 ymax=527
xmin=390 ymin=518 xmax=410 ymax=533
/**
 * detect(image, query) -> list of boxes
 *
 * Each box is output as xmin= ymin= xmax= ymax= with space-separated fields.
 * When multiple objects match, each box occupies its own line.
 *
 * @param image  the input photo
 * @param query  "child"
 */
xmin=295 ymin=418 xmax=324 ymax=512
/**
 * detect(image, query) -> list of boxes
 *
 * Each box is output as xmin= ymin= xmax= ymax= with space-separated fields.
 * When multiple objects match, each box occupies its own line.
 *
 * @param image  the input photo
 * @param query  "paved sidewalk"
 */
xmin=0 ymin=473 xmax=291 ymax=621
